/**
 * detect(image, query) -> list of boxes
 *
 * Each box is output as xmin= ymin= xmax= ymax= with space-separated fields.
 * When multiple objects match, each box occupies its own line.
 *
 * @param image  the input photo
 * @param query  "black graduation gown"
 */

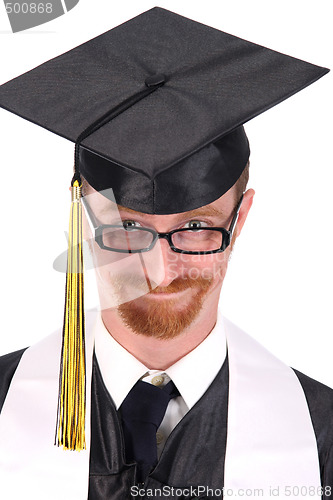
xmin=0 ymin=349 xmax=332 ymax=500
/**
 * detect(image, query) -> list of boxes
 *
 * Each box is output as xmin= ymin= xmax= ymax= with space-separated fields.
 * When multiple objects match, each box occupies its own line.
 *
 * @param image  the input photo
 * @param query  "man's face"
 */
xmin=83 ymin=183 xmax=254 ymax=339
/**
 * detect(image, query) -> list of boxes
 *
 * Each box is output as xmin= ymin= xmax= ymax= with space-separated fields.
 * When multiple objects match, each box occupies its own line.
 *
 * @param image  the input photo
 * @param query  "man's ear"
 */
xmin=235 ymin=188 xmax=255 ymax=237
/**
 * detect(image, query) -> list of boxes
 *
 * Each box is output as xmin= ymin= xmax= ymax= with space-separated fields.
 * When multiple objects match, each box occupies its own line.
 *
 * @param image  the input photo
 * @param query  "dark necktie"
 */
xmin=119 ymin=378 xmax=180 ymax=483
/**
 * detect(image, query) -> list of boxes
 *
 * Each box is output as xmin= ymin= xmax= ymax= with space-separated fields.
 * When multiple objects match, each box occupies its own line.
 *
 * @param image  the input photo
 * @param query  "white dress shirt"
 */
xmin=94 ymin=312 xmax=227 ymax=457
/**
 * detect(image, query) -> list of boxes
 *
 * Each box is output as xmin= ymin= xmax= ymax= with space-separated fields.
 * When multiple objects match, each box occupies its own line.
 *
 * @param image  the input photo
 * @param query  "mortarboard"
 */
xmin=0 ymin=7 xmax=329 ymax=451
xmin=0 ymin=7 xmax=329 ymax=215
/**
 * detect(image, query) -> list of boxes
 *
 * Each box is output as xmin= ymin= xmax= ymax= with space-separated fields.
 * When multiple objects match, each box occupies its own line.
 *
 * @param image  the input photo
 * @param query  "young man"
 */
xmin=0 ymin=7 xmax=332 ymax=500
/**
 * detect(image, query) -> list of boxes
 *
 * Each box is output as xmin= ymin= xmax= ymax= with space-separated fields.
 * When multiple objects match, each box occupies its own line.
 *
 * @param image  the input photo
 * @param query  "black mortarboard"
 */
xmin=0 ymin=7 xmax=328 ymax=452
xmin=0 ymin=7 xmax=329 ymax=215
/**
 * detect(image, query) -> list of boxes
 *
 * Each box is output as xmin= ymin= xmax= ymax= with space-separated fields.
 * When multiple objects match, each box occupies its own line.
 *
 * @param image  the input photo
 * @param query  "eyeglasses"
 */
xmin=82 ymin=195 xmax=243 ymax=255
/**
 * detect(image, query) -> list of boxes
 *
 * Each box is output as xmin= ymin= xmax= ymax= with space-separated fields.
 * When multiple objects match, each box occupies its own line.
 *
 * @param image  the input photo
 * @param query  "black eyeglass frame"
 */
xmin=82 ymin=194 xmax=243 ymax=255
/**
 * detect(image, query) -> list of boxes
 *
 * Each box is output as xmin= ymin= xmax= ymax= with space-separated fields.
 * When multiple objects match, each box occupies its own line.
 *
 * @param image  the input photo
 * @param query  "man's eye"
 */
xmin=183 ymin=220 xmax=208 ymax=230
xmin=122 ymin=219 xmax=141 ymax=229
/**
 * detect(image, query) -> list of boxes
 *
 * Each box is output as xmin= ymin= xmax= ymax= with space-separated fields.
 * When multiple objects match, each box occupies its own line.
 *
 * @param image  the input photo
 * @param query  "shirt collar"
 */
xmin=94 ymin=314 xmax=149 ymax=409
xmin=94 ymin=310 xmax=226 ymax=410
xmin=165 ymin=309 xmax=226 ymax=409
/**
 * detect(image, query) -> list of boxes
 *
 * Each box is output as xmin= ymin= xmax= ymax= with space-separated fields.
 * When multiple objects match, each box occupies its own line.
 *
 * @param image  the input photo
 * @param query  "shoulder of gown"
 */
xmin=293 ymin=368 xmax=333 ymax=492
xmin=0 ymin=348 xmax=27 ymax=412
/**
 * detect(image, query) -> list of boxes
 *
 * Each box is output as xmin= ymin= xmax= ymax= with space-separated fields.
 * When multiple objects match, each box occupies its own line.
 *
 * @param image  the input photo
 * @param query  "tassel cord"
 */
xmin=55 ymin=181 xmax=86 ymax=451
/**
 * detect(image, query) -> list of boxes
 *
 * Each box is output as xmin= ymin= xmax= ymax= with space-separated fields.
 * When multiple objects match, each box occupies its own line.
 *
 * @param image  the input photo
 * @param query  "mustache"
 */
xmin=112 ymin=274 xmax=213 ymax=295
xmin=150 ymin=275 xmax=213 ymax=294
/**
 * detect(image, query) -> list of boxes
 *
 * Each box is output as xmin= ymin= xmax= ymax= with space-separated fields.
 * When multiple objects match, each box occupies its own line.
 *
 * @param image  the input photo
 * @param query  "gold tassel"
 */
xmin=55 ymin=180 xmax=86 ymax=451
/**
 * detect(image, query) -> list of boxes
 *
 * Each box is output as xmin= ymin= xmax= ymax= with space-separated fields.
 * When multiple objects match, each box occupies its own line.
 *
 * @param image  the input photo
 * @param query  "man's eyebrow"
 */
xmin=98 ymin=204 xmax=225 ymax=219
xmin=176 ymin=206 xmax=225 ymax=219
xmin=116 ymin=205 xmax=225 ymax=219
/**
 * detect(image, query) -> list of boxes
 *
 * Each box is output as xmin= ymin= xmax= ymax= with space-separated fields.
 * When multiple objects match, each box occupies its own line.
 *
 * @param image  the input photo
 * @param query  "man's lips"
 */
xmin=146 ymin=287 xmax=193 ymax=299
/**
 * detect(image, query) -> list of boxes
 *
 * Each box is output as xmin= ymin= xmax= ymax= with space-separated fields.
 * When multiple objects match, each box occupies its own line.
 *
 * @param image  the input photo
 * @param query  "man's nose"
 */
xmin=140 ymin=237 xmax=180 ymax=289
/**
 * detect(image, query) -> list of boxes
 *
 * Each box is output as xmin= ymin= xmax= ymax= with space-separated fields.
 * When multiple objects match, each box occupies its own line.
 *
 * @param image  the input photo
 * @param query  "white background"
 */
xmin=0 ymin=0 xmax=332 ymax=386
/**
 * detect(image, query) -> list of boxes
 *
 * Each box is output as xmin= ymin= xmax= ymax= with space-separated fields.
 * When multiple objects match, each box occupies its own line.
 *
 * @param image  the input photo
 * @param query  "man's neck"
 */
xmin=100 ymin=297 xmax=219 ymax=370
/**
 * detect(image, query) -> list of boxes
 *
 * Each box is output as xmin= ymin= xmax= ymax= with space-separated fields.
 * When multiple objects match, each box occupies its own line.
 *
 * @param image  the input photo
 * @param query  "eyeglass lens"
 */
xmin=172 ymin=229 xmax=223 ymax=252
xmin=101 ymin=227 xmax=223 ymax=252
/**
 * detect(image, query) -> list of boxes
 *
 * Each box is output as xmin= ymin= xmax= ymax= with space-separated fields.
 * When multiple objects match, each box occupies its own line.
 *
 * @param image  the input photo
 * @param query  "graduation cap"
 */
xmin=0 ymin=7 xmax=329 ymax=451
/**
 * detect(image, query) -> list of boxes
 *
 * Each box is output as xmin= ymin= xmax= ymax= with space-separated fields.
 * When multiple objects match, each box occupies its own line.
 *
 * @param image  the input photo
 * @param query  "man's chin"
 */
xmin=117 ymin=289 xmax=207 ymax=340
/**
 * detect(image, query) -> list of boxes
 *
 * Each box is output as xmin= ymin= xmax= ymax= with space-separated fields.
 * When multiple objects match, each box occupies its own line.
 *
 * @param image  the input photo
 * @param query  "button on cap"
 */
xmin=145 ymin=74 xmax=166 ymax=87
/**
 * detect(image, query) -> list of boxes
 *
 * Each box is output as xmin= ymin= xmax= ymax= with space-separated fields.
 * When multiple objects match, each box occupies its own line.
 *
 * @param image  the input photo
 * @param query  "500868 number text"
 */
xmin=5 ymin=3 xmax=53 ymax=14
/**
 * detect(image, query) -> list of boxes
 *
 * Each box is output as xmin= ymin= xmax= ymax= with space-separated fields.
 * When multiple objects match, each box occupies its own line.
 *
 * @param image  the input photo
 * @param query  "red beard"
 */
xmin=117 ymin=275 xmax=213 ymax=340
